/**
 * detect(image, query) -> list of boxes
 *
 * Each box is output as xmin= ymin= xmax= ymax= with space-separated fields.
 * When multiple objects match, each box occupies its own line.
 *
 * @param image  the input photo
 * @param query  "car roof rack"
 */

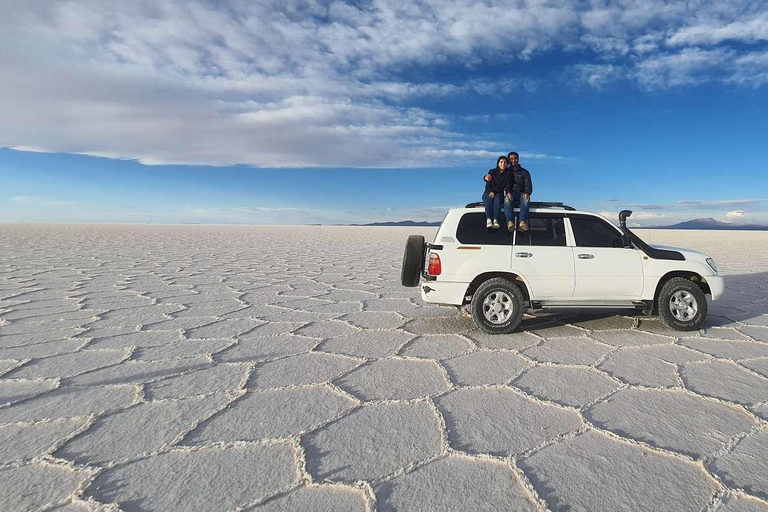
xmin=464 ymin=201 xmax=576 ymax=211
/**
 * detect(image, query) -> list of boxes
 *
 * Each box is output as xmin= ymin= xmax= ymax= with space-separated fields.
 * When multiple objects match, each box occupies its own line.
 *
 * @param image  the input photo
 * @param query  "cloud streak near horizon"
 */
xmin=1 ymin=1 xmax=767 ymax=168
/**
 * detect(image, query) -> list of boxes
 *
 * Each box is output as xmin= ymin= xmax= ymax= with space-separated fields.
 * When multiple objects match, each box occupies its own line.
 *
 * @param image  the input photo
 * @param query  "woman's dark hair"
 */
xmin=497 ymin=156 xmax=508 ymax=168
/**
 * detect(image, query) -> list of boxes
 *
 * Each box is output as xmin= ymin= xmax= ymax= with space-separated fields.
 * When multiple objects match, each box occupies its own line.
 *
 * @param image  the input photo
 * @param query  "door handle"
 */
xmin=515 ymin=252 xmax=533 ymax=258
xmin=578 ymin=253 xmax=594 ymax=259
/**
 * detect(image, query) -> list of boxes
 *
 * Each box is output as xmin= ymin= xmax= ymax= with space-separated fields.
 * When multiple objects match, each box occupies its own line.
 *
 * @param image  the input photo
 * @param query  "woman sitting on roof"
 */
xmin=482 ymin=156 xmax=509 ymax=229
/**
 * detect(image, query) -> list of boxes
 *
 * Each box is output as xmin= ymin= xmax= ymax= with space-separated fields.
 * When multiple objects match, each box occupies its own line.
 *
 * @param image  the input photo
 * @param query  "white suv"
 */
xmin=401 ymin=202 xmax=723 ymax=334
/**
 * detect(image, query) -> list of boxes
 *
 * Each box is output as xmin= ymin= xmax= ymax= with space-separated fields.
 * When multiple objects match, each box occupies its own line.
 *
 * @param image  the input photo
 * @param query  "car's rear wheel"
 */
xmin=470 ymin=277 xmax=525 ymax=334
xmin=658 ymin=277 xmax=707 ymax=330
xmin=401 ymin=235 xmax=425 ymax=287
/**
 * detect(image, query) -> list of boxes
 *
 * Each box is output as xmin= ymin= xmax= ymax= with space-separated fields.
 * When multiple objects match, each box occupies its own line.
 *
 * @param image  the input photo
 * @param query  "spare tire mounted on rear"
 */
xmin=401 ymin=235 xmax=425 ymax=287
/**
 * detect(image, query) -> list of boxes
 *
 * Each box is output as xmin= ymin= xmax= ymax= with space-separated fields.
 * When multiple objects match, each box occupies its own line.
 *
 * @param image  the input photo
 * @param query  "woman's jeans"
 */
xmin=482 ymin=191 xmax=503 ymax=221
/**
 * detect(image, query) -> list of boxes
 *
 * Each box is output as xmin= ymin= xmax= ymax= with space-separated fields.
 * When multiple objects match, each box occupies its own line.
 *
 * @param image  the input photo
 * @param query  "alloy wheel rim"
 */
xmin=483 ymin=291 xmax=513 ymax=324
xmin=669 ymin=290 xmax=698 ymax=321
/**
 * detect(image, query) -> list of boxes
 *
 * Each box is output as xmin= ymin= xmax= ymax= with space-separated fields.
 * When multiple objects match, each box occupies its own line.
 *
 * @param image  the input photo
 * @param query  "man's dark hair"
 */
xmin=508 ymin=151 xmax=519 ymax=159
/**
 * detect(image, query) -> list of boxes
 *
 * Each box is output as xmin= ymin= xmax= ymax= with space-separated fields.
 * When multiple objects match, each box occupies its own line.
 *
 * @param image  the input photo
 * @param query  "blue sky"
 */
xmin=1 ymin=1 xmax=767 ymax=226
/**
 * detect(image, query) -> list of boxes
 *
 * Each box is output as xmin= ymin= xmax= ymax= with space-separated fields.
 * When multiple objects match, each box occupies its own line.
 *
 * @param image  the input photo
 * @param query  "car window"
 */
xmin=456 ymin=212 xmax=512 ymax=245
xmin=570 ymin=216 xmax=624 ymax=248
xmin=514 ymin=215 xmax=567 ymax=247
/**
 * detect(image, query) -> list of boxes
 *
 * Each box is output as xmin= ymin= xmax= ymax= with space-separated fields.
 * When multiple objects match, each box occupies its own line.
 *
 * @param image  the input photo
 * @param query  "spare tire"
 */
xmin=401 ymin=235 xmax=425 ymax=287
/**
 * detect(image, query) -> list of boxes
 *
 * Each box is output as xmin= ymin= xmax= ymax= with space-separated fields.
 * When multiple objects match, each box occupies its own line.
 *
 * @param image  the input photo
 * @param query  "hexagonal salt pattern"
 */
xmin=519 ymin=430 xmax=717 ymax=512
xmin=304 ymin=401 xmax=443 ymax=482
xmin=711 ymin=430 xmax=768 ymax=500
xmin=436 ymin=387 xmax=582 ymax=456
xmin=375 ymin=455 xmax=538 ymax=512
xmin=584 ymin=389 xmax=756 ymax=458
xmin=252 ymin=485 xmax=368 ymax=511
xmin=2 ymin=224 xmax=768 ymax=510
xmin=335 ymin=358 xmax=449 ymax=401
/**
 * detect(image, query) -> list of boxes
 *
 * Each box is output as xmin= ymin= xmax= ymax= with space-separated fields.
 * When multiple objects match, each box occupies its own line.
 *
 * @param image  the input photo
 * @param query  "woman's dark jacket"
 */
xmin=484 ymin=167 xmax=508 ymax=194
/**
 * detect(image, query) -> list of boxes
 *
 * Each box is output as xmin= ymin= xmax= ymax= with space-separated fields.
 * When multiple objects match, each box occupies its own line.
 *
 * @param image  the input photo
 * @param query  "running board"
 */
xmin=531 ymin=300 xmax=649 ymax=310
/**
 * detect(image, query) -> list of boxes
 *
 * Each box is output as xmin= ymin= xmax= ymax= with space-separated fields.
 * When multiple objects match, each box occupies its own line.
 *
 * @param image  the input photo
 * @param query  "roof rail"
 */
xmin=464 ymin=201 xmax=576 ymax=211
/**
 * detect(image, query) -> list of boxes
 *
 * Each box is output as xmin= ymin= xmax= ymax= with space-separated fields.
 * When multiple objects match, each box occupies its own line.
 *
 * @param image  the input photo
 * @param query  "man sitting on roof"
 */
xmin=505 ymin=151 xmax=532 ymax=232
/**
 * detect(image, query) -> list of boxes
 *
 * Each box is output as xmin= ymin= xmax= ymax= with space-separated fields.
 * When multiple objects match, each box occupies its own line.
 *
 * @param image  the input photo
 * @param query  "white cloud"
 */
xmin=634 ymin=48 xmax=732 ymax=90
xmin=630 ymin=199 xmax=767 ymax=210
xmin=598 ymin=211 xmax=666 ymax=221
xmin=10 ymin=196 xmax=80 ymax=207
xmin=668 ymin=13 xmax=768 ymax=46
xmin=421 ymin=149 xmax=565 ymax=161
xmin=730 ymin=50 xmax=768 ymax=86
xmin=1 ymin=1 xmax=767 ymax=167
xmin=175 ymin=204 xmax=452 ymax=224
xmin=726 ymin=210 xmax=747 ymax=218
xmin=571 ymin=64 xmax=624 ymax=89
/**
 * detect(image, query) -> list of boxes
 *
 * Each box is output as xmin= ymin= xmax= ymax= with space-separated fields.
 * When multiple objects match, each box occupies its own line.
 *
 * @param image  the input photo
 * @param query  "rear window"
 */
xmin=514 ymin=215 xmax=567 ymax=247
xmin=456 ymin=212 xmax=512 ymax=245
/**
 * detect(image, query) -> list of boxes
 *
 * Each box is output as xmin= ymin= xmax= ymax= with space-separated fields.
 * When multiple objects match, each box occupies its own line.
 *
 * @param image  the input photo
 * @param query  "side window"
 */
xmin=456 ymin=212 xmax=512 ymax=245
xmin=515 ymin=215 xmax=566 ymax=247
xmin=570 ymin=217 xmax=624 ymax=248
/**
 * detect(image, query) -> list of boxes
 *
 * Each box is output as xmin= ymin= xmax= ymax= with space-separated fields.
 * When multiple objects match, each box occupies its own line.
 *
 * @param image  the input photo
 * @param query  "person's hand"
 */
xmin=523 ymin=193 xmax=530 ymax=201
xmin=489 ymin=192 xmax=495 ymax=199
xmin=507 ymin=193 xmax=513 ymax=200
xmin=484 ymin=175 xmax=491 ymax=182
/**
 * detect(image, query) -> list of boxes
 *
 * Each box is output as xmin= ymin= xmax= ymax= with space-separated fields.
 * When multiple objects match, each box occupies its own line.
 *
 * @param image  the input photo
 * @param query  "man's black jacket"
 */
xmin=506 ymin=165 xmax=533 ymax=196
xmin=484 ymin=167 xmax=508 ymax=195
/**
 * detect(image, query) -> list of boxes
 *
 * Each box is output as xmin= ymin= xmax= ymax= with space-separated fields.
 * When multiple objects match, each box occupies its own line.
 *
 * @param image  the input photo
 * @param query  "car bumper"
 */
xmin=705 ymin=275 xmax=725 ymax=300
xmin=420 ymin=281 xmax=468 ymax=306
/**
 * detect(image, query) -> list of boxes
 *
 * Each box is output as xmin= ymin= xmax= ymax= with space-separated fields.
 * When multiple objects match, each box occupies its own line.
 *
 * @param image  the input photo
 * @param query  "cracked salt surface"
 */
xmin=2 ymin=225 xmax=768 ymax=511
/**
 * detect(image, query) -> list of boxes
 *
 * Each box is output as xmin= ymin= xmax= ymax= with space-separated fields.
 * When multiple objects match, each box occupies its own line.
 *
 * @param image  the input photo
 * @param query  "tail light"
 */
xmin=428 ymin=253 xmax=442 ymax=275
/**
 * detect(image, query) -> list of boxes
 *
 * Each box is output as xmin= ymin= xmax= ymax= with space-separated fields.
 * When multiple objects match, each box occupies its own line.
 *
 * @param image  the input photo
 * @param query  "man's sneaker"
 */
xmin=518 ymin=220 xmax=529 ymax=232
xmin=492 ymin=219 xmax=500 ymax=229
xmin=507 ymin=221 xmax=515 ymax=232
xmin=486 ymin=218 xmax=492 ymax=228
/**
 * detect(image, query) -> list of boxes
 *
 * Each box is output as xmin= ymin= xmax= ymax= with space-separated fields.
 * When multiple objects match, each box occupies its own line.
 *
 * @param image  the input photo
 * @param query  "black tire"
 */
xmin=401 ymin=235 xmax=425 ymax=287
xmin=470 ymin=277 xmax=525 ymax=334
xmin=658 ymin=277 xmax=708 ymax=331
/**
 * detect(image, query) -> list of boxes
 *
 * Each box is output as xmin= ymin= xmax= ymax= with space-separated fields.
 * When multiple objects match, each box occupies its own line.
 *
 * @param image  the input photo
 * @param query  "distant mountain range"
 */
xmin=353 ymin=220 xmax=441 ymax=227
xmin=648 ymin=217 xmax=768 ymax=231
xmin=349 ymin=217 xmax=768 ymax=230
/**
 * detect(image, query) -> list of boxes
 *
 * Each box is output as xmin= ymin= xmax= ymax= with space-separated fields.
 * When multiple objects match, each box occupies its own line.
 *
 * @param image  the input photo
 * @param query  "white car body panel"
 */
xmin=572 ymin=247 xmax=645 ymax=299
xmin=511 ymin=246 xmax=575 ymax=299
xmin=419 ymin=206 xmax=723 ymax=306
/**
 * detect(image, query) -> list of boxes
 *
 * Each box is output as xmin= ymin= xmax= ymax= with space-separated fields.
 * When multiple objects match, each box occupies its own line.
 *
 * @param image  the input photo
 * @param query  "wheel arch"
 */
xmin=653 ymin=271 xmax=712 ymax=304
xmin=464 ymin=272 xmax=531 ymax=304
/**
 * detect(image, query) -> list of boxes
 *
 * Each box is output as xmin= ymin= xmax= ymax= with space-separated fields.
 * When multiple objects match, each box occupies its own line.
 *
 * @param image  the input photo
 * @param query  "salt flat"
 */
xmin=1 ymin=224 xmax=768 ymax=512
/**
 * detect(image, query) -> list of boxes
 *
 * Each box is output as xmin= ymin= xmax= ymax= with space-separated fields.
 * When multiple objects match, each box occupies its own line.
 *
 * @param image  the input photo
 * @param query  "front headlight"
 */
xmin=706 ymin=258 xmax=718 ymax=273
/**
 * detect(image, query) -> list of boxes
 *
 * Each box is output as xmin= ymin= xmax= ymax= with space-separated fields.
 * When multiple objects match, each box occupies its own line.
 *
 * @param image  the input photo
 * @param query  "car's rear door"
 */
xmin=511 ymin=213 xmax=574 ymax=299
xmin=568 ymin=215 xmax=644 ymax=299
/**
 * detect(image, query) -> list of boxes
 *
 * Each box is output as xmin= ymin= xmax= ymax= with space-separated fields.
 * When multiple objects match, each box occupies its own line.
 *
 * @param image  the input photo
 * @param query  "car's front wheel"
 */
xmin=470 ymin=277 xmax=525 ymax=334
xmin=658 ymin=277 xmax=707 ymax=331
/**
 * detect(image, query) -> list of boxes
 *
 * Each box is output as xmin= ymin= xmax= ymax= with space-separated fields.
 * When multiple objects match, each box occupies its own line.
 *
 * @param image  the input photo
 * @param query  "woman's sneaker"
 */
xmin=507 ymin=221 xmax=515 ymax=232
xmin=492 ymin=219 xmax=500 ymax=229
xmin=518 ymin=220 xmax=529 ymax=232
xmin=486 ymin=218 xmax=492 ymax=228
